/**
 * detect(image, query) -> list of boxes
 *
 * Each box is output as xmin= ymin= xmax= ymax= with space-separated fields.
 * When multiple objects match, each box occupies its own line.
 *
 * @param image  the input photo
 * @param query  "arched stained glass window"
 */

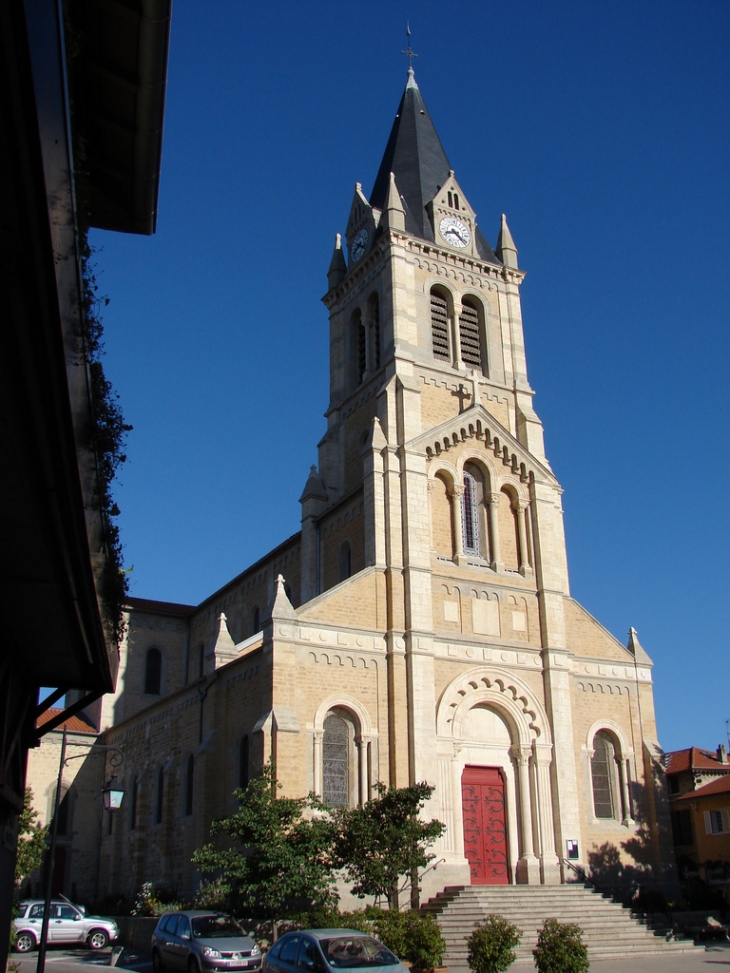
xmin=462 ymin=470 xmax=480 ymax=555
xmin=323 ymin=714 xmax=349 ymax=807
xmin=145 ymin=648 xmax=162 ymax=695
xmin=591 ymin=731 xmax=617 ymax=819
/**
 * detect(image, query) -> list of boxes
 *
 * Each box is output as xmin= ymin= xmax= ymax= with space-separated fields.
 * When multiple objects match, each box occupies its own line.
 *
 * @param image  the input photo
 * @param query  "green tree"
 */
xmin=15 ymin=789 xmax=48 ymax=885
xmin=333 ymin=782 xmax=444 ymax=910
xmin=192 ymin=761 xmax=336 ymax=935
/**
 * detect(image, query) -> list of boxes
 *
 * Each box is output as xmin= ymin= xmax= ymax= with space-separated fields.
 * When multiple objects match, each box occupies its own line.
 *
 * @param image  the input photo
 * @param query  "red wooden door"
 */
xmin=461 ymin=765 xmax=509 ymax=885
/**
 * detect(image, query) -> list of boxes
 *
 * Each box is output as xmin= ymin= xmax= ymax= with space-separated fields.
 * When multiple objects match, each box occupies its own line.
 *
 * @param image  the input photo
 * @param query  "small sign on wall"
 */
xmin=566 ymin=839 xmax=579 ymax=860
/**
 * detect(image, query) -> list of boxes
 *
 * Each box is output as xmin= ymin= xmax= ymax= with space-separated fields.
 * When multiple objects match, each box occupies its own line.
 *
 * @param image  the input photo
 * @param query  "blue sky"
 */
xmin=91 ymin=1 xmax=729 ymax=754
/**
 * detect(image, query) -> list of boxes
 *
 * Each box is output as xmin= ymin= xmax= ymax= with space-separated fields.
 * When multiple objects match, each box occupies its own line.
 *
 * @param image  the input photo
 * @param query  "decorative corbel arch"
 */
xmin=456 ymin=447 xmax=498 ymax=490
xmin=313 ymin=694 xmax=375 ymax=737
xmin=585 ymin=718 xmax=633 ymax=759
xmin=428 ymin=459 xmax=458 ymax=491
xmin=436 ymin=666 xmax=551 ymax=747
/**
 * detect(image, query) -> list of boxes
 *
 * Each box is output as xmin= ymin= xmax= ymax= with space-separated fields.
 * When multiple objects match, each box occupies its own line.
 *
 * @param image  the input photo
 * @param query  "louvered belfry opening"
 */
xmin=459 ymin=300 xmax=483 ymax=369
xmin=431 ymin=291 xmax=450 ymax=360
xmin=369 ymin=293 xmax=381 ymax=370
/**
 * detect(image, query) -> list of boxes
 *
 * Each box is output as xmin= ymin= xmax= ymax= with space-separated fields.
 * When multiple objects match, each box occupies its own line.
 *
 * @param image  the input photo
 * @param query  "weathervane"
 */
xmin=402 ymin=23 xmax=418 ymax=72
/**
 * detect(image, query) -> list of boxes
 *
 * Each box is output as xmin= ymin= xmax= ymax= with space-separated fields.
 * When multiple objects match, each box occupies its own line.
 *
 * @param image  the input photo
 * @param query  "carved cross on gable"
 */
xmin=452 ymin=383 xmax=471 ymax=414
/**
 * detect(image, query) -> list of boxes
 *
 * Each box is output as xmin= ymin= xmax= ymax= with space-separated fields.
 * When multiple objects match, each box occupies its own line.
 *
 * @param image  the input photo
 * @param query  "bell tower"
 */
xmin=300 ymin=66 xmax=578 ymax=885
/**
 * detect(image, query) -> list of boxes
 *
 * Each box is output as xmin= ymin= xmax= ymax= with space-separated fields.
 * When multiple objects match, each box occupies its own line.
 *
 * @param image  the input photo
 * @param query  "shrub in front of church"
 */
xmin=532 ymin=918 xmax=588 ymax=973
xmin=132 ymin=881 xmax=187 ymax=916
xmin=398 ymin=912 xmax=446 ymax=971
xmin=467 ymin=914 xmax=523 ymax=973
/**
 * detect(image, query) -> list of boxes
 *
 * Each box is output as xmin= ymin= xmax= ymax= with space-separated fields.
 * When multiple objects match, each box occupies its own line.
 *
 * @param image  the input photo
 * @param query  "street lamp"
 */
xmin=102 ymin=775 xmax=125 ymax=812
xmin=36 ymin=731 xmax=124 ymax=973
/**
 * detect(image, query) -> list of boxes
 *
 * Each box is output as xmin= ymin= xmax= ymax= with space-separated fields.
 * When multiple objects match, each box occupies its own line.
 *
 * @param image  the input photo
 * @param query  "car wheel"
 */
xmin=152 ymin=948 xmax=165 ymax=972
xmin=87 ymin=929 xmax=109 ymax=950
xmin=188 ymin=956 xmax=201 ymax=973
xmin=15 ymin=932 xmax=36 ymax=953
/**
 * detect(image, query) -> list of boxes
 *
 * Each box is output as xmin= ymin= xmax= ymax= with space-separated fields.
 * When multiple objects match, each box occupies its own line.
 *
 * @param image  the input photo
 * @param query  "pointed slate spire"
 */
xmin=327 ymin=233 xmax=347 ymax=289
xmin=496 ymin=213 xmax=518 ymax=268
xmin=370 ymin=71 xmax=451 ymax=242
xmin=382 ymin=172 xmax=406 ymax=231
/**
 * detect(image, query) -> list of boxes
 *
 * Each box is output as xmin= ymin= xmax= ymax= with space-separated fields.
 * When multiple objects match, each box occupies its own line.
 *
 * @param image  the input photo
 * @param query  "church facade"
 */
xmin=92 ymin=69 xmax=676 ymax=905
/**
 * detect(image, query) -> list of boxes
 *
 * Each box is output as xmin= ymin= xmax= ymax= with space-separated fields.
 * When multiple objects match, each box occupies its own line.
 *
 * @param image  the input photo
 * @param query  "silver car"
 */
xmin=152 ymin=911 xmax=262 ymax=973
xmin=13 ymin=899 xmax=119 ymax=952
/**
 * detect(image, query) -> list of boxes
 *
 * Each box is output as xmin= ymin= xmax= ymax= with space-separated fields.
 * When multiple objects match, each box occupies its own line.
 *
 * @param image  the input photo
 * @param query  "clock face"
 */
xmin=439 ymin=216 xmax=471 ymax=249
xmin=350 ymin=227 xmax=369 ymax=263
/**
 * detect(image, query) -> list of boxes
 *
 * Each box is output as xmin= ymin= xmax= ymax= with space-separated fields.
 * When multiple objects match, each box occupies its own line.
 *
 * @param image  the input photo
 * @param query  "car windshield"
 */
xmin=320 ymin=937 xmax=399 ymax=968
xmin=191 ymin=915 xmax=245 ymax=939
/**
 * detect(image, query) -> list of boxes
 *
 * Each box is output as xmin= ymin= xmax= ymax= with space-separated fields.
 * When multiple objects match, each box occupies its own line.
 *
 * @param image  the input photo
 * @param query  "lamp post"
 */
xmin=35 ymin=736 xmax=124 ymax=973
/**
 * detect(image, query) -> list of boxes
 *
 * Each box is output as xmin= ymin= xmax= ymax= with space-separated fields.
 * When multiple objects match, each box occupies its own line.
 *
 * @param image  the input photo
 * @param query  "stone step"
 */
xmin=422 ymin=884 xmax=697 ymax=960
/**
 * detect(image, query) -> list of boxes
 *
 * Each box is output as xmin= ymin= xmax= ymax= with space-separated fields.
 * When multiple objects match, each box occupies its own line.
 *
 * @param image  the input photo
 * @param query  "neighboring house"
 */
xmin=0 ymin=0 xmax=170 ymax=952
xmin=88 ymin=66 xmax=678 ymax=908
xmin=666 ymin=746 xmax=730 ymax=901
xmin=23 ymin=711 xmax=99 ymax=902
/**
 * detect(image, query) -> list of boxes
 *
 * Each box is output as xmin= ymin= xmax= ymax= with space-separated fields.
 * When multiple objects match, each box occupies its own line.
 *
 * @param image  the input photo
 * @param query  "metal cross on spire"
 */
xmin=401 ymin=22 xmax=418 ymax=75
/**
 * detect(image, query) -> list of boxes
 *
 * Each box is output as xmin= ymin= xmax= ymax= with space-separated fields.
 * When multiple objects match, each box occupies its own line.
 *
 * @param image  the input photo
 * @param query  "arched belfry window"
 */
xmin=338 ymin=541 xmax=352 ymax=582
xmin=323 ymin=714 xmax=349 ymax=807
xmin=368 ymin=293 xmax=381 ymax=370
xmin=591 ymin=731 xmax=618 ymax=819
xmin=352 ymin=309 xmax=366 ymax=385
xmin=250 ymin=605 xmax=261 ymax=636
xmin=184 ymin=755 xmax=194 ymax=817
xmin=145 ymin=648 xmax=162 ymax=695
xmin=459 ymin=298 xmax=484 ymax=371
xmin=430 ymin=289 xmax=450 ymax=361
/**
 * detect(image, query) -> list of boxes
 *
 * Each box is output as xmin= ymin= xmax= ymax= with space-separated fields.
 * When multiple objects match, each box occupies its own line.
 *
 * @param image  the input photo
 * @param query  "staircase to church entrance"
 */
xmin=422 ymin=885 xmax=699 ymax=964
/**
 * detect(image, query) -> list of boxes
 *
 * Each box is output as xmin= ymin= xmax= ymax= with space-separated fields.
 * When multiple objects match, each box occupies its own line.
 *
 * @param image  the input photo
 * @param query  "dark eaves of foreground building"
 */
xmin=0 ymin=0 xmax=171 ymax=958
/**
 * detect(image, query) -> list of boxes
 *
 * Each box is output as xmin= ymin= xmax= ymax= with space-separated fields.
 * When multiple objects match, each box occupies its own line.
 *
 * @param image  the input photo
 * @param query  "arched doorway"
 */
xmin=461 ymin=765 xmax=509 ymax=884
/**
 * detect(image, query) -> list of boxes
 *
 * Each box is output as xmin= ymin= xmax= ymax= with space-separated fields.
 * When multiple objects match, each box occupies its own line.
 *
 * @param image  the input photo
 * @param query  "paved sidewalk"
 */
xmin=448 ymin=942 xmax=730 ymax=972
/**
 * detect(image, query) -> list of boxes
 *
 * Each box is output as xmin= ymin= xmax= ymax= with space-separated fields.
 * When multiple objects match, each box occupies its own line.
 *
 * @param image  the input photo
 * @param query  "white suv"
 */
xmin=14 ymin=900 xmax=119 ymax=952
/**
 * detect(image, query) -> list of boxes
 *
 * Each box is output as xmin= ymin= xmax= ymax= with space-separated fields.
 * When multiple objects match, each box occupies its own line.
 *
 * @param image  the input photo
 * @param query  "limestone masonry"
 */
xmin=61 ymin=68 xmax=676 ymax=905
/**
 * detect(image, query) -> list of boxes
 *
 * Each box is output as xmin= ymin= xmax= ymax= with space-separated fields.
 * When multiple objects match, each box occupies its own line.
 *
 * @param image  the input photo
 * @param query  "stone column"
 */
xmin=488 ymin=493 xmax=503 ymax=571
xmin=513 ymin=745 xmax=540 ymax=883
xmin=516 ymin=499 xmax=532 ymax=575
xmin=620 ymin=758 xmax=634 ymax=827
xmin=313 ymin=730 xmax=323 ymax=798
xmin=534 ymin=744 xmax=561 ymax=884
xmin=450 ymin=484 xmax=465 ymax=559
xmin=357 ymin=737 xmax=368 ymax=805
xmin=451 ymin=303 xmax=462 ymax=369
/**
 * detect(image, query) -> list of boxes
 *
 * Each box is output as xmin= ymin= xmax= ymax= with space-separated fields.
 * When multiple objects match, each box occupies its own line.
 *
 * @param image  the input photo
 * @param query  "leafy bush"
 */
xmin=371 ymin=910 xmax=409 ymax=959
xmin=400 ymin=912 xmax=445 ymax=970
xmin=293 ymin=909 xmax=373 ymax=932
xmin=132 ymin=882 xmax=186 ymax=916
xmin=532 ymin=918 xmax=588 ymax=973
xmin=467 ymin=914 xmax=523 ymax=973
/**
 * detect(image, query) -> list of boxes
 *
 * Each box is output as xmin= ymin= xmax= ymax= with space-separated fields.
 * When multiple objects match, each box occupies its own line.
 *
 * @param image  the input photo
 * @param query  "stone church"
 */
xmin=85 ymin=67 xmax=675 ymax=905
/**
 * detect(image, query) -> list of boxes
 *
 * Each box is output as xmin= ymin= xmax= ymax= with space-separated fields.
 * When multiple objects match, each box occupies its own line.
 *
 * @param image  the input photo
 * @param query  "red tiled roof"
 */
xmin=677 ymin=775 xmax=730 ymax=800
xmin=36 ymin=708 xmax=97 ymax=734
xmin=665 ymin=747 xmax=730 ymax=774
xmin=124 ymin=596 xmax=195 ymax=616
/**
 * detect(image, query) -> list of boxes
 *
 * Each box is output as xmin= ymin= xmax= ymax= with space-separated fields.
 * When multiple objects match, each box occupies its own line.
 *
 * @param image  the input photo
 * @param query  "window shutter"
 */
xmin=722 ymin=808 xmax=730 ymax=833
xmin=431 ymin=294 xmax=450 ymax=360
xmin=704 ymin=810 xmax=713 ymax=834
